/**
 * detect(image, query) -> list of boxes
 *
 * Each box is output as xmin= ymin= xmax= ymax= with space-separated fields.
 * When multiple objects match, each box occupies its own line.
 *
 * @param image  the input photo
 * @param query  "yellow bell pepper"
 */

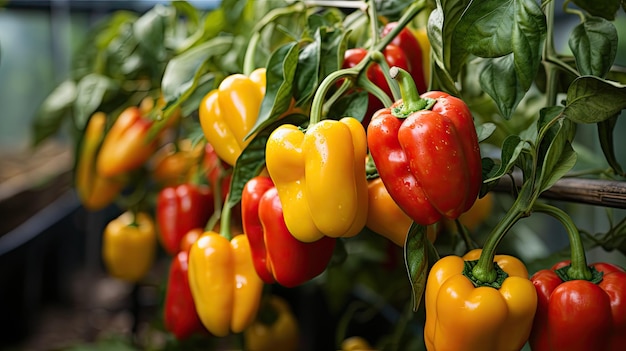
xmin=97 ymin=106 xmax=158 ymax=177
xmin=424 ymin=249 xmax=537 ymax=351
xmin=199 ymin=68 xmax=266 ymax=166
xmin=366 ymin=177 xmax=439 ymax=246
xmin=265 ymin=117 xmax=368 ymax=242
xmin=341 ymin=336 xmax=375 ymax=351
xmin=75 ymin=112 xmax=125 ymax=210
xmin=102 ymin=211 xmax=156 ymax=282
xmin=244 ymin=295 xmax=299 ymax=351
xmin=412 ymin=27 xmax=431 ymax=89
xmin=188 ymin=232 xmax=264 ymax=337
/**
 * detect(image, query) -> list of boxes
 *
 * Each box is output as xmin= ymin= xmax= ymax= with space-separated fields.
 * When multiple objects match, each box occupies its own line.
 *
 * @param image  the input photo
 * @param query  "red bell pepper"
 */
xmin=156 ymin=184 xmax=214 ymax=255
xmin=367 ymin=67 xmax=482 ymax=225
xmin=529 ymin=259 xmax=626 ymax=351
xmin=380 ymin=22 xmax=427 ymax=93
xmin=204 ymin=142 xmax=232 ymax=202
xmin=164 ymin=250 xmax=206 ymax=340
xmin=241 ymin=176 xmax=336 ymax=288
xmin=342 ymin=22 xmax=427 ymax=125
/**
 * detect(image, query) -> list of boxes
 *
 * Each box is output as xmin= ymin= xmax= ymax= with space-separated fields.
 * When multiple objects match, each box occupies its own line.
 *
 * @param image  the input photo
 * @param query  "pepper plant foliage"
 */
xmin=403 ymin=0 xmax=626 ymax=309
xmin=28 ymin=0 xmax=626 ymax=348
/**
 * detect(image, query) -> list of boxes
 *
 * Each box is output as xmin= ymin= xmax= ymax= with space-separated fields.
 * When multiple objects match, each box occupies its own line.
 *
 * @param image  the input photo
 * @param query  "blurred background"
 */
xmin=1 ymin=1 xmax=626 ymax=350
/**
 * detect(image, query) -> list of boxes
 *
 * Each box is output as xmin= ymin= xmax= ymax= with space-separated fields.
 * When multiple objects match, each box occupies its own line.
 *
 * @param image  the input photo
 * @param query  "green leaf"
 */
xmin=320 ymin=27 xmax=349 ymax=82
xmin=180 ymin=74 xmax=216 ymax=118
xmin=293 ymin=30 xmax=321 ymax=107
xmin=540 ymin=142 xmax=577 ymax=193
xmin=404 ymin=222 xmax=428 ymax=311
xmin=479 ymin=55 xmax=526 ymax=119
xmin=535 ymin=107 xmax=577 ymax=193
xmin=327 ymin=90 xmax=369 ymax=121
xmin=484 ymin=134 xmax=527 ymax=183
xmin=512 ymin=0 xmax=546 ymax=90
xmin=221 ymin=0 xmax=250 ymax=28
xmin=597 ymin=116 xmax=625 ymax=176
xmin=476 ymin=122 xmax=497 ymax=143
xmin=454 ymin=0 xmax=514 ymax=58
xmin=171 ymin=1 xmax=200 ymax=29
xmin=568 ymin=17 xmax=617 ymax=78
xmin=428 ymin=0 xmax=472 ymax=80
xmin=31 ymin=80 xmax=77 ymax=146
xmin=563 ymin=76 xmax=626 ymax=123
xmin=161 ymin=36 xmax=233 ymax=109
xmin=247 ymin=41 xmax=300 ymax=139
xmin=571 ymin=0 xmax=621 ymax=20
xmin=461 ymin=0 xmax=545 ymax=119
xmin=73 ymin=74 xmax=119 ymax=130
xmin=227 ymin=114 xmax=308 ymax=208
xmin=133 ymin=4 xmax=170 ymax=62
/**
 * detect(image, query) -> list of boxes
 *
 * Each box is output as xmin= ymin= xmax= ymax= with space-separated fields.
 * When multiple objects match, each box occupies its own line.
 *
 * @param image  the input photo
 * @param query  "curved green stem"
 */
xmin=243 ymin=32 xmax=261 ymax=76
xmin=372 ymin=0 xmax=425 ymax=53
xmin=366 ymin=0 xmax=379 ymax=51
xmin=310 ymin=67 xmax=360 ymax=124
xmin=242 ymin=2 xmax=306 ymax=75
xmin=562 ymin=0 xmax=586 ymax=22
xmin=219 ymin=193 xmax=233 ymax=241
xmin=357 ymin=73 xmax=394 ymax=108
xmin=205 ymin=169 xmax=226 ymax=232
xmin=533 ymin=202 xmax=592 ymax=280
xmin=543 ymin=0 xmax=557 ymax=61
xmin=308 ymin=0 xmax=425 ymax=125
xmin=390 ymin=67 xmax=434 ymax=117
xmin=371 ymin=50 xmax=401 ymax=101
xmin=322 ymin=78 xmax=353 ymax=115
xmin=472 ymin=183 xmax=533 ymax=283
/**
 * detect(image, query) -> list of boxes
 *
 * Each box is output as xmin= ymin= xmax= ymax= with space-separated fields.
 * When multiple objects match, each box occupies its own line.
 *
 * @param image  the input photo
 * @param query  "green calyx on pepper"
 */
xmin=424 ymin=249 xmax=537 ymax=351
xmin=241 ymin=176 xmax=336 ymax=287
xmin=367 ymin=66 xmax=482 ymax=226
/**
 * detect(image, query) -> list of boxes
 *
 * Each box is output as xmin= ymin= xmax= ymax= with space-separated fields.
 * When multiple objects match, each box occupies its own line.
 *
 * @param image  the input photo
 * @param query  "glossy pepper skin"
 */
xmin=265 ymin=117 xmax=368 ymax=242
xmin=156 ymin=184 xmax=214 ymax=255
xmin=97 ymin=106 xmax=157 ymax=177
xmin=366 ymin=177 xmax=413 ymax=246
xmin=244 ymin=295 xmax=299 ymax=351
xmin=424 ymin=249 xmax=537 ymax=351
xmin=164 ymin=250 xmax=205 ymax=340
xmin=75 ymin=112 xmax=125 ymax=210
xmin=529 ymin=260 xmax=626 ymax=351
xmin=242 ymin=176 xmax=336 ymax=287
xmin=367 ymin=77 xmax=482 ymax=226
xmin=188 ymin=232 xmax=264 ymax=337
xmin=102 ymin=211 xmax=156 ymax=282
xmin=199 ymin=68 xmax=266 ymax=166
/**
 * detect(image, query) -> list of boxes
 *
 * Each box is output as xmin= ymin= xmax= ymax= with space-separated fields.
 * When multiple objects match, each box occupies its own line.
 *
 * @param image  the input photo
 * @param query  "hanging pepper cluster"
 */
xmin=31 ymin=0 xmax=626 ymax=350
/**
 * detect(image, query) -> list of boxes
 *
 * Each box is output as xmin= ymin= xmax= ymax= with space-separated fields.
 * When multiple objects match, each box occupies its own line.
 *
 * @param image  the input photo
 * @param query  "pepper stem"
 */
xmin=371 ymin=51 xmax=401 ymax=101
xmin=533 ymin=202 xmax=593 ymax=281
xmin=471 ymin=183 xmax=533 ymax=284
xmin=390 ymin=67 xmax=435 ymax=118
xmin=219 ymin=193 xmax=233 ymax=241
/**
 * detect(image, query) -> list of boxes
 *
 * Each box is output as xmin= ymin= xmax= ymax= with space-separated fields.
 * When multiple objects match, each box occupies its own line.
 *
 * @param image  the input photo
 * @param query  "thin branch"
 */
xmin=493 ymin=174 xmax=626 ymax=209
